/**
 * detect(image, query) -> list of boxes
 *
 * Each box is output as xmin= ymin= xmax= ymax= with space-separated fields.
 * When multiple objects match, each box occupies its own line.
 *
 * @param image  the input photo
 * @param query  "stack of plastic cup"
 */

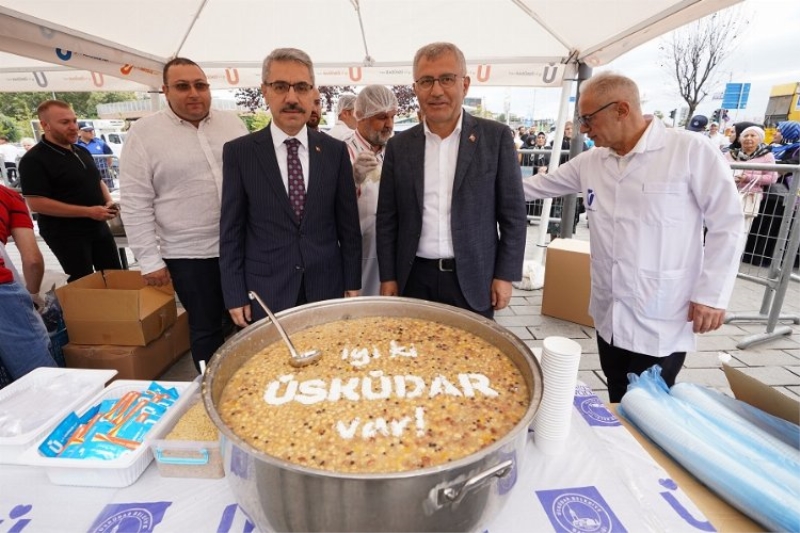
xmin=532 ymin=336 xmax=582 ymax=455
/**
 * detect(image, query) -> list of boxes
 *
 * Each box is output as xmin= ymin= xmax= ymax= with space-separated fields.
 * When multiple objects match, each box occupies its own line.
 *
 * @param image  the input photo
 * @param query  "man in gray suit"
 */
xmin=220 ymin=48 xmax=362 ymax=327
xmin=376 ymin=42 xmax=527 ymax=319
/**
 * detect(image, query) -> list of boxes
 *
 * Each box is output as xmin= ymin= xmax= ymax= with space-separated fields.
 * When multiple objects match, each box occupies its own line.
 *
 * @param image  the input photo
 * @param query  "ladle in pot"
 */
xmin=248 ymin=291 xmax=322 ymax=367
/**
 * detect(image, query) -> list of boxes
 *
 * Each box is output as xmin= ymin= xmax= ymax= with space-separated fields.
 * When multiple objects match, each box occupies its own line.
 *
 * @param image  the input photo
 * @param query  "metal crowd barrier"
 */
xmin=518 ymin=147 xmax=574 ymax=228
xmin=723 ymin=161 xmax=800 ymax=349
xmin=91 ymin=154 xmax=120 ymax=191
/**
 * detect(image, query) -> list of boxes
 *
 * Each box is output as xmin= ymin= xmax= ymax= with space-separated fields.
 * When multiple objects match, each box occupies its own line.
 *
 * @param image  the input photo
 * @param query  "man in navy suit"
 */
xmin=220 ymin=48 xmax=362 ymax=326
xmin=376 ymin=42 xmax=527 ymax=319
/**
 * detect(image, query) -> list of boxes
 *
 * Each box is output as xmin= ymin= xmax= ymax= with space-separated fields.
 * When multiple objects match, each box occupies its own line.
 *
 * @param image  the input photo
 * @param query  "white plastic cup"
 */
xmin=533 ymin=336 xmax=582 ymax=455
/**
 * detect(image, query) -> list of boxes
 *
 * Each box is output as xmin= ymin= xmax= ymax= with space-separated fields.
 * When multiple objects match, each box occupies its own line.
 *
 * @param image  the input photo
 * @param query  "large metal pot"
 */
xmin=203 ymin=297 xmax=542 ymax=532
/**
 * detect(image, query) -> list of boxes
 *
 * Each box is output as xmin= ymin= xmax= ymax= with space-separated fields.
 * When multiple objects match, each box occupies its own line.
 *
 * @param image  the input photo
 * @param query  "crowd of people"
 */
xmin=5 ymin=42 xmax=794 ymax=402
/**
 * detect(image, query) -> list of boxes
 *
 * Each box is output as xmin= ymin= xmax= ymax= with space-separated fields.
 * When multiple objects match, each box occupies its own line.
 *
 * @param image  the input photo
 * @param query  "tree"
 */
xmin=0 ymin=114 xmax=18 ymax=141
xmin=0 ymin=91 xmax=138 ymax=120
xmin=391 ymin=86 xmax=418 ymax=116
xmin=237 ymin=85 xmax=358 ymax=114
xmin=318 ymin=86 xmax=356 ymax=113
xmin=235 ymin=87 xmax=263 ymax=113
xmin=660 ymin=8 xmax=747 ymax=123
xmin=236 ymin=84 xmax=421 ymax=118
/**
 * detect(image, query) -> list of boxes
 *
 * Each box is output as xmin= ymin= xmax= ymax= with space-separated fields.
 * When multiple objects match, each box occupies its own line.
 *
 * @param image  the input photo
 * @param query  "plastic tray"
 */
xmin=19 ymin=379 xmax=197 ymax=487
xmin=0 ymin=368 xmax=117 ymax=464
xmin=151 ymin=391 xmax=224 ymax=479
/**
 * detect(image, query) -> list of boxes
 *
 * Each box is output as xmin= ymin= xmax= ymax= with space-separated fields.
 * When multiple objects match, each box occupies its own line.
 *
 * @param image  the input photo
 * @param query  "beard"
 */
xmin=366 ymin=129 xmax=392 ymax=147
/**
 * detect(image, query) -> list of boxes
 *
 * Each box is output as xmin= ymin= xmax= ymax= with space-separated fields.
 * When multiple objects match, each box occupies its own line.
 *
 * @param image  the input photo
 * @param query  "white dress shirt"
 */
xmin=119 ymin=106 xmax=248 ymax=274
xmin=270 ymin=122 xmax=310 ymax=192
xmin=417 ymin=113 xmax=463 ymax=259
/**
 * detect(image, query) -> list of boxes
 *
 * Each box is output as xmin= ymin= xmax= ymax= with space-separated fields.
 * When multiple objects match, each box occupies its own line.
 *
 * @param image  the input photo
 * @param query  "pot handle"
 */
xmin=437 ymin=459 xmax=513 ymax=505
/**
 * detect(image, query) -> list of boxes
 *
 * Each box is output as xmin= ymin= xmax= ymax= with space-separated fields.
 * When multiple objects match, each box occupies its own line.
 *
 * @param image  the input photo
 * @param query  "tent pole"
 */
xmin=148 ymin=89 xmax=161 ymax=113
xmin=532 ymin=62 xmax=577 ymax=263
xmin=558 ymin=62 xmax=592 ymax=239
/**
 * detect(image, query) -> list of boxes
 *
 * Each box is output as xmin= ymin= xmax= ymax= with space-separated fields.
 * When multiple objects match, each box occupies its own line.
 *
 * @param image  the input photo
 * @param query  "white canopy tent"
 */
xmin=0 ymin=0 xmax=740 ymax=92
xmin=0 ymin=0 xmax=741 ymax=251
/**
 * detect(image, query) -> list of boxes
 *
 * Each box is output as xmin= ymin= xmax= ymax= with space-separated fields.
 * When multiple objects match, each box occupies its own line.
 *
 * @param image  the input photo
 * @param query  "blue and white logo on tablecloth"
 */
xmin=574 ymin=385 xmax=620 ymax=427
xmin=537 ymin=486 xmax=626 ymax=533
xmin=87 ymin=502 xmax=171 ymax=533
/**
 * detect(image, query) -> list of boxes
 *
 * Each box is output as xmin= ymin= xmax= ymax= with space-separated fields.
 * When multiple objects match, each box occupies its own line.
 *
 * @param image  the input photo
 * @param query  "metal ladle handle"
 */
xmin=248 ymin=291 xmax=321 ymax=367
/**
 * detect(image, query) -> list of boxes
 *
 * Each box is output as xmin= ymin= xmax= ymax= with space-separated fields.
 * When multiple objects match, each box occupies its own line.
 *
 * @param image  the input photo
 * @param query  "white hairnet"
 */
xmin=355 ymin=86 xmax=398 ymax=120
xmin=336 ymin=94 xmax=357 ymax=115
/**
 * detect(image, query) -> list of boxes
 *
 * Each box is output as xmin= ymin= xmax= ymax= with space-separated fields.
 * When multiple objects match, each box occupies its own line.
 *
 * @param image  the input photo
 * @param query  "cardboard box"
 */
xmin=611 ymin=366 xmax=799 ymax=532
xmin=722 ymin=363 xmax=799 ymax=424
xmin=56 ymin=270 xmax=177 ymax=345
xmin=541 ymin=239 xmax=594 ymax=327
xmin=63 ymin=309 xmax=190 ymax=380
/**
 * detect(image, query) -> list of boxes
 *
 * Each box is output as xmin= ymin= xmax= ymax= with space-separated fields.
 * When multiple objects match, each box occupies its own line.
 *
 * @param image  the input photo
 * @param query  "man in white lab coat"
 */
xmin=523 ymin=72 xmax=744 ymax=402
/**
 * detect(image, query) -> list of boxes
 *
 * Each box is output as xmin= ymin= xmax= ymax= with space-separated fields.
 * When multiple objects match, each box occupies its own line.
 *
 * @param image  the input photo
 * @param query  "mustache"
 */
xmin=281 ymin=103 xmax=307 ymax=113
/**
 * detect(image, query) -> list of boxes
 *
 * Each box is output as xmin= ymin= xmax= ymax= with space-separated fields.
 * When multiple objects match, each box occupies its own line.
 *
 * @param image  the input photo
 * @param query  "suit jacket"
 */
xmin=220 ymin=126 xmax=362 ymax=317
xmin=376 ymin=112 xmax=527 ymax=312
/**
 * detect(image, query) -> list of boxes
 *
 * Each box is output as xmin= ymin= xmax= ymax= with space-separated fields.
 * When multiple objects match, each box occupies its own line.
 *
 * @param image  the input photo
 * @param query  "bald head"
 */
xmin=577 ymin=72 xmax=646 ymax=155
xmin=579 ymin=72 xmax=641 ymax=114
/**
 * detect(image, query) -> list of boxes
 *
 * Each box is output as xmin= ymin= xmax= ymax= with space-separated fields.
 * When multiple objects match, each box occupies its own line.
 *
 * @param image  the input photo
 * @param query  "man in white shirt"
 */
xmin=346 ymin=85 xmax=398 ymax=295
xmin=120 ymin=57 xmax=248 ymax=372
xmin=523 ymin=72 xmax=744 ymax=401
xmin=327 ymin=94 xmax=357 ymax=141
xmin=0 ymin=136 xmax=21 ymax=166
xmin=707 ymin=122 xmax=729 ymax=151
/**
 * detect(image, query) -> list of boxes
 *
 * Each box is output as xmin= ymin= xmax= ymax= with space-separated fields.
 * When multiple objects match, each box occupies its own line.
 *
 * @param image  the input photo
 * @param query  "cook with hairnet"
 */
xmin=346 ymin=86 xmax=399 ymax=295
xmin=327 ymin=94 xmax=358 ymax=141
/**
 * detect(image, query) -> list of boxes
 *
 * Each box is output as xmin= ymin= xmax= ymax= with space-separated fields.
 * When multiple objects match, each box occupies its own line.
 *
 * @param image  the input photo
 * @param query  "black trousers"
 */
xmin=403 ymin=258 xmax=493 ymax=320
xmin=597 ymin=335 xmax=686 ymax=403
xmin=44 ymin=224 xmax=121 ymax=282
xmin=165 ymin=258 xmax=230 ymax=372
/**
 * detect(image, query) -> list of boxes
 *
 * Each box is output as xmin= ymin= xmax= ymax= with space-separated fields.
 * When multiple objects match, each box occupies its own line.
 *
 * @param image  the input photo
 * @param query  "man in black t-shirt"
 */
xmin=19 ymin=100 xmax=121 ymax=282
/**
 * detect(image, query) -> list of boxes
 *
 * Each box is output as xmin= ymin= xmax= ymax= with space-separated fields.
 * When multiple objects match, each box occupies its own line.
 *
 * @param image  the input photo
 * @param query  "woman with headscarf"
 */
xmin=725 ymin=125 xmax=779 ymax=233
xmin=772 ymin=121 xmax=800 ymax=163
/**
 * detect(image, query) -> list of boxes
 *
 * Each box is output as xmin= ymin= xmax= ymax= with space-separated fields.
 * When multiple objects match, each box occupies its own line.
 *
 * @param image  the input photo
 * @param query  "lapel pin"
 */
xmin=315 ymin=146 xmax=321 ymax=152
xmin=469 ymin=134 xmax=476 ymax=142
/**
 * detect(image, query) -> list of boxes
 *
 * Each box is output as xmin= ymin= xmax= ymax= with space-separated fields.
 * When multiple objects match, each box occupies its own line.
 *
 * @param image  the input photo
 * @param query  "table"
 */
xmin=0 ymin=384 xmax=763 ymax=532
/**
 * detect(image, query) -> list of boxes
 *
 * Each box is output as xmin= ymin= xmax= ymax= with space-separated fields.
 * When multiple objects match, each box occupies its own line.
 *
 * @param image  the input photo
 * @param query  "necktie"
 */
xmin=284 ymin=138 xmax=305 ymax=220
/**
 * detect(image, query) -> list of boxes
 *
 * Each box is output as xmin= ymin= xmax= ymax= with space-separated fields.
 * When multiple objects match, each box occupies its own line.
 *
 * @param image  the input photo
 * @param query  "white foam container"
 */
xmin=19 ymin=379 xmax=197 ymax=487
xmin=0 ymin=368 xmax=117 ymax=464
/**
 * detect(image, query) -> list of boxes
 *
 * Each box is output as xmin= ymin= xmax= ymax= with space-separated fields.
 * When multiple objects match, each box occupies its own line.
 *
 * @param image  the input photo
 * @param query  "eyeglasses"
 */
xmin=414 ymin=74 xmax=461 ymax=90
xmin=168 ymin=81 xmax=211 ymax=93
xmin=264 ymin=81 xmax=313 ymax=95
xmin=577 ymin=101 xmax=619 ymax=126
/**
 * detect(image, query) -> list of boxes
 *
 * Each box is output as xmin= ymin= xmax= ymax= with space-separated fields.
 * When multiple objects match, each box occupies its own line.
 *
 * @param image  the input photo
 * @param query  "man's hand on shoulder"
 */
xmin=687 ymin=301 xmax=726 ymax=334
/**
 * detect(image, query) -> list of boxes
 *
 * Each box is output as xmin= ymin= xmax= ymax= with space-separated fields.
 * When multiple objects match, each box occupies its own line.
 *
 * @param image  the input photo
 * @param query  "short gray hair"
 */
xmin=262 ymin=48 xmax=315 ymax=86
xmin=413 ymin=42 xmax=467 ymax=79
xmin=579 ymin=72 xmax=641 ymax=111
